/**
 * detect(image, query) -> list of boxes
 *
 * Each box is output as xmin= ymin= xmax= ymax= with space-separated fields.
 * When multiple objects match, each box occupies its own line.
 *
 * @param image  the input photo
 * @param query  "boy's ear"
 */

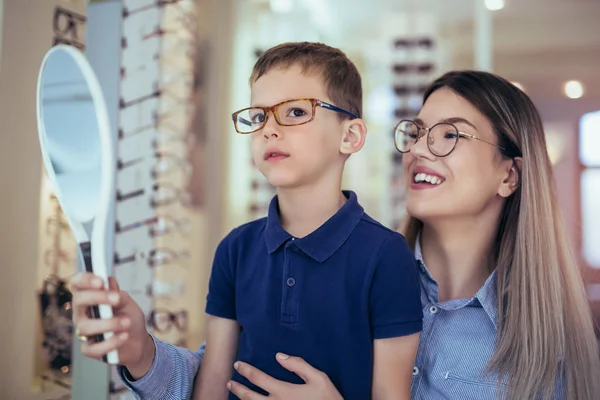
xmin=340 ymin=118 xmax=367 ymax=155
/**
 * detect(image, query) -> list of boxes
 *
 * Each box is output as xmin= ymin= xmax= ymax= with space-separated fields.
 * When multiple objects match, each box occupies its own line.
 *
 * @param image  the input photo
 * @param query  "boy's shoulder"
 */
xmin=219 ymin=217 xmax=268 ymax=248
xmin=354 ymin=211 xmax=407 ymax=244
xmin=352 ymin=212 xmax=414 ymax=264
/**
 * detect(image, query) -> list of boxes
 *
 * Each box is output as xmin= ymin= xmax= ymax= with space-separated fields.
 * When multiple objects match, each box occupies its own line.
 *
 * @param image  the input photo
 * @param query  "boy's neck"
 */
xmin=276 ymin=180 xmax=347 ymax=239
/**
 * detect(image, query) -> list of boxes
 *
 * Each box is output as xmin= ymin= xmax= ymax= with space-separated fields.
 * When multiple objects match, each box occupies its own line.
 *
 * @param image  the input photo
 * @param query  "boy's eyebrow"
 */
xmin=415 ymin=117 xmax=477 ymax=131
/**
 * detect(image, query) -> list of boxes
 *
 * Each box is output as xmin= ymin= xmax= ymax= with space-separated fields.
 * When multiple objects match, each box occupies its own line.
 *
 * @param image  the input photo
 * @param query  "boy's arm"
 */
xmin=369 ymin=233 xmax=423 ymax=400
xmin=193 ymin=232 xmax=239 ymax=400
xmin=193 ymin=316 xmax=240 ymax=400
xmin=372 ymin=333 xmax=420 ymax=400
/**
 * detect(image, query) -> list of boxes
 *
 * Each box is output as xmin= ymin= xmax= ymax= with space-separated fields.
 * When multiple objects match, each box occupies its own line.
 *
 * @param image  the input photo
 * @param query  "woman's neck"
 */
xmin=420 ymin=216 xmax=499 ymax=302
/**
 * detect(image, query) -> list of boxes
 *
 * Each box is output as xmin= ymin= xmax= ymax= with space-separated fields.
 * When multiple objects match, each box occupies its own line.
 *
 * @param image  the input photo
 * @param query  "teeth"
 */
xmin=414 ymin=173 xmax=443 ymax=185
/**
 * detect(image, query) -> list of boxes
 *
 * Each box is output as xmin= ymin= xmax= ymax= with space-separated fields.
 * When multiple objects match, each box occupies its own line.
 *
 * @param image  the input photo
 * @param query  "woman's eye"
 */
xmin=444 ymin=132 xmax=458 ymax=139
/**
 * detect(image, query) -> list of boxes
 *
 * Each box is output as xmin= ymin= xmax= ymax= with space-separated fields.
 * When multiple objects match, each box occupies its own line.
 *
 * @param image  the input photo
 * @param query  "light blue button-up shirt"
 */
xmin=410 ymin=237 xmax=506 ymax=399
xmin=119 ymin=235 xmax=565 ymax=399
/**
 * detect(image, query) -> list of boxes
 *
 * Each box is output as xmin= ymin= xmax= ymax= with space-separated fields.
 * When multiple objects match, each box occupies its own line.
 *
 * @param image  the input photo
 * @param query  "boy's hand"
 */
xmin=70 ymin=272 xmax=155 ymax=379
xmin=227 ymin=354 xmax=343 ymax=400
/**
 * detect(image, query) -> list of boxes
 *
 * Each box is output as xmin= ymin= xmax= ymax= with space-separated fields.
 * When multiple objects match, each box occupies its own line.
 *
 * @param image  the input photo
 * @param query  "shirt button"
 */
xmin=413 ymin=366 xmax=420 ymax=376
xmin=429 ymin=305 xmax=439 ymax=314
xmin=286 ymin=277 xmax=296 ymax=287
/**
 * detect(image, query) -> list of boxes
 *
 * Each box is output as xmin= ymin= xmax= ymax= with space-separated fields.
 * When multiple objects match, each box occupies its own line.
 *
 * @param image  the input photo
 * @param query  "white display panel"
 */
xmin=581 ymin=169 xmax=600 ymax=269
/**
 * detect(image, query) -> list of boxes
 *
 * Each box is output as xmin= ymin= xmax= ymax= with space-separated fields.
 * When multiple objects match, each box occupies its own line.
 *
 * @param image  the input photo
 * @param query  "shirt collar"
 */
xmin=414 ymin=231 xmax=499 ymax=330
xmin=264 ymin=190 xmax=364 ymax=263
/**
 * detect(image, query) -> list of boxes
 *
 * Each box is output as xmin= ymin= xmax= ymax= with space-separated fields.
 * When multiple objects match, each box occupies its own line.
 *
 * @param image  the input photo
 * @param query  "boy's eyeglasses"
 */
xmin=231 ymin=98 xmax=358 ymax=134
xmin=394 ymin=119 xmax=504 ymax=157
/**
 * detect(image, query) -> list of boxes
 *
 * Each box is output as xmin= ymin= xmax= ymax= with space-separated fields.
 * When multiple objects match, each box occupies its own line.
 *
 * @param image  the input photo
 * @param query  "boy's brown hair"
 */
xmin=249 ymin=42 xmax=362 ymax=119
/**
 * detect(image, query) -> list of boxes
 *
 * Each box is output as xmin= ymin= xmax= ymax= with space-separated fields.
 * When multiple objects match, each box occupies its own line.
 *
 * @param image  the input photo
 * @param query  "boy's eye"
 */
xmin=287 ymin=108 xmax=306 ymax=117
xmin=250 ymin=113 xmax=265 ymax=123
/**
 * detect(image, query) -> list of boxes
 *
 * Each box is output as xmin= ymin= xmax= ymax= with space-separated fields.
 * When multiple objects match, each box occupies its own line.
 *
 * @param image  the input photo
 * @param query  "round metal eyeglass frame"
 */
xmin=231 ymin=98 xmax=359 ymax=134
xmin=393 ymin=119 xmax=505 ymax=157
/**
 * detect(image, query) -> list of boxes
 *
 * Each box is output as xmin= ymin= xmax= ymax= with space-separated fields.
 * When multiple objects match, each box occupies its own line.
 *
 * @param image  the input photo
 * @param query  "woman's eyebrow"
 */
xmin=441 ymin=117 xmax=477 ymax=130
xmin=414 ymin=117 xmax=477 ymax=130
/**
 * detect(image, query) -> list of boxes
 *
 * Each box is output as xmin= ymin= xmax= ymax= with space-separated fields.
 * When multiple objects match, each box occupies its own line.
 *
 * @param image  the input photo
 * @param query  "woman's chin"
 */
xmin=406 ymin=201 xmax=441 ymax=223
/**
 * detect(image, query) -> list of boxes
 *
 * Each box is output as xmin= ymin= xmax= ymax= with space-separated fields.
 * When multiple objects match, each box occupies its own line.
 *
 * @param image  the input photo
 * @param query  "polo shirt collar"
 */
xmin=414 ymin=231 xmax=499 ymax=330
xmin=264 ymin=190 xmax=364 ymax=263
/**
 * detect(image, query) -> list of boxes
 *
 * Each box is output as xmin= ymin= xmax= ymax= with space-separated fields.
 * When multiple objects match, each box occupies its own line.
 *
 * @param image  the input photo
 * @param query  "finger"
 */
xmin=227 ymin=380 xmax=268 ymax=400
xmin=108 ymin=276 xmax=120 ymax=291
xmin=72 ymin=290 xmax=121 ymax=309
xmin=70 ymin=272 xmax=104 ymax=291
xmin=275 ymin=353 xmax=323 ymax=383
xmin=73 ymin=307 xmax=93 ymax=326
xmin=72 ymin=290 xmax=121 ymax=324
xmin=76 ymin=316 xmax=130 ymax=337
xmin=72 ymin=301 xmax=89 ymax=324
xmin=234 ymin=361 xmax=284 ymax=393
xmin=80 ymin=331 xmax=128 ymax=360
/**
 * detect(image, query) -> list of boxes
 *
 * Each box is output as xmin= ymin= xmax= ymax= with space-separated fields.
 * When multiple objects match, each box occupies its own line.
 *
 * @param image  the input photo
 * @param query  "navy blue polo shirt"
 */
xmin=205 ymin=191 xmax=423 ymax=399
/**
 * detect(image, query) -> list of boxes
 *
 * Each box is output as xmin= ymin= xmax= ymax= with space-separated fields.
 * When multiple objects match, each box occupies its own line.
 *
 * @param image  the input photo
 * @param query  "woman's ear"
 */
xmin=498 ymin=157 xmax=522 ymax=198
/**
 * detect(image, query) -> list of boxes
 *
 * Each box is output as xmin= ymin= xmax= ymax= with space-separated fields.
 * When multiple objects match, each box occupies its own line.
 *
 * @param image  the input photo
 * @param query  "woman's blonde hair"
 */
xmin=401 ymin=70 xmax=600 ymax=399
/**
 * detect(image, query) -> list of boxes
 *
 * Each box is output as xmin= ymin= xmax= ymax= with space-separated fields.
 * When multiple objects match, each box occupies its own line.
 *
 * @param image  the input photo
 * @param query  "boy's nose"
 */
xmin=262 ymin=114 xmax=281 ymax=139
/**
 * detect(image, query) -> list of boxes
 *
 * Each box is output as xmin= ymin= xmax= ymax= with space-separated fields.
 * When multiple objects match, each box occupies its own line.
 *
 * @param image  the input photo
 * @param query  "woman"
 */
xmin=226 ymin=70 xmax=600 ymax=399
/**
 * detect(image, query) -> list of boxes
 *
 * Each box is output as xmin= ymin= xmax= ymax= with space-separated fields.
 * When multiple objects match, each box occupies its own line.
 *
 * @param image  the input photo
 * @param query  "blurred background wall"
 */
xmin=0 ymin=0 xmax=598 ymax=398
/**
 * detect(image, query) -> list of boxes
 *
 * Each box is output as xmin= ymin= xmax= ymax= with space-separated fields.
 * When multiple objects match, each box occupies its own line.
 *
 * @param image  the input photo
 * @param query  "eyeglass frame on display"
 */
xmin=147 ymin=308 xmax=188 ymax=333
xmin=114 ymin=246 xmax=190 ymax=267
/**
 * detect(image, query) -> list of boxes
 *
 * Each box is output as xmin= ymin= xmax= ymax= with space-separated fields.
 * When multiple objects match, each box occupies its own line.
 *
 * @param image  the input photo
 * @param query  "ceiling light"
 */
xmin=484 ymin=0 xmax=505 ymax=11
xmin=564 ymin=80 xmax=584 ymax=99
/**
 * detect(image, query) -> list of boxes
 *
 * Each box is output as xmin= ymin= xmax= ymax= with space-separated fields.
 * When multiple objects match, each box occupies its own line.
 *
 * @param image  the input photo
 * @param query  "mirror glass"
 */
xmin=38 ymin=47 xmax=102 ymax=222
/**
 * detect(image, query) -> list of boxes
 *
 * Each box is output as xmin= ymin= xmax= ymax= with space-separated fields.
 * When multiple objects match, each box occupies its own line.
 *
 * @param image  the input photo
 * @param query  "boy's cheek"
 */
xmin=249 ymin=140 xmax=263 ymax=161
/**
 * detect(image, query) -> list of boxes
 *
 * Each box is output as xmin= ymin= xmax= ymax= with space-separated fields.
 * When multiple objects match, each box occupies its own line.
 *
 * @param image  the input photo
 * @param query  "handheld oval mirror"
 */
xmin=36 ymin=44 xmax=119 ymax=365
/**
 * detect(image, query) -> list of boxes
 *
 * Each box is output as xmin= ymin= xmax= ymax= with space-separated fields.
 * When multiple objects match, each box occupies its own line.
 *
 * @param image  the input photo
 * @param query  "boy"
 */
xmin=193 ymin=42 xmax=423 ymax=400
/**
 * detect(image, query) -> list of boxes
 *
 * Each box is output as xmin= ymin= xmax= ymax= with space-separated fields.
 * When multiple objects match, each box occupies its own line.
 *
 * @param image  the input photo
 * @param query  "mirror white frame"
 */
xmin=36 ymin=44 xmax=119 ymax=365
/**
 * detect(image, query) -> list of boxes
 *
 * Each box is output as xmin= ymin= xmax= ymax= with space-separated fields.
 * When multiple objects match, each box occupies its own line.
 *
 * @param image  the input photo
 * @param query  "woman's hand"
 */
xmin=227 ymin=353 xmax=343 ymax=400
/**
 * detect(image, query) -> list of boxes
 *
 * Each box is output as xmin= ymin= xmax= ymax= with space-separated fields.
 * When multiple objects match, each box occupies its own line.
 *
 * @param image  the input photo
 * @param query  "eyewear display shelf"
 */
xmin=60 ymin=1 xmax=196 ymax=399
xmin=389 ymin=31 xmax=439 ymax=231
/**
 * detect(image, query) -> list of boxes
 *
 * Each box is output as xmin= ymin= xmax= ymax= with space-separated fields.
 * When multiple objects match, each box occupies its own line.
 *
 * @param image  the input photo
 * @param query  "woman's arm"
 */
xmin=371 ymin=333 xmax=420 ymax=400
xmin=193 ymin=316 xmax=240 ymax=400
xmin=118 ymin=336 xmax=205 ymax=399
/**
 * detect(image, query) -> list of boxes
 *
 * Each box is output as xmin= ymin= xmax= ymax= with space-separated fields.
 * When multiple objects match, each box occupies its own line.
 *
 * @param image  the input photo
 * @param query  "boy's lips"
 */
xmin=264 ymin=148 xmax=290 ymax=161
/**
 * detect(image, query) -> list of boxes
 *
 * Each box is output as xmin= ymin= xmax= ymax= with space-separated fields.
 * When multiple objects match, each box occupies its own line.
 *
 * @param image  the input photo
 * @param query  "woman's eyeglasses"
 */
xmin=394 ymin=119 xmax=504 ymax=157
xmin=232 ymin=98 xmax=358 ymax=134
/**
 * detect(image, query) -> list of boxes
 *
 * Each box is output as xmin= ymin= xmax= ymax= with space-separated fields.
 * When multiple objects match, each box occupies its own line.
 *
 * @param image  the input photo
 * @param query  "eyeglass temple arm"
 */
xmin=460 ymin=132 xmax=506 ymax=150
xmin=317 ymin=101 xmax=359 ymax=119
